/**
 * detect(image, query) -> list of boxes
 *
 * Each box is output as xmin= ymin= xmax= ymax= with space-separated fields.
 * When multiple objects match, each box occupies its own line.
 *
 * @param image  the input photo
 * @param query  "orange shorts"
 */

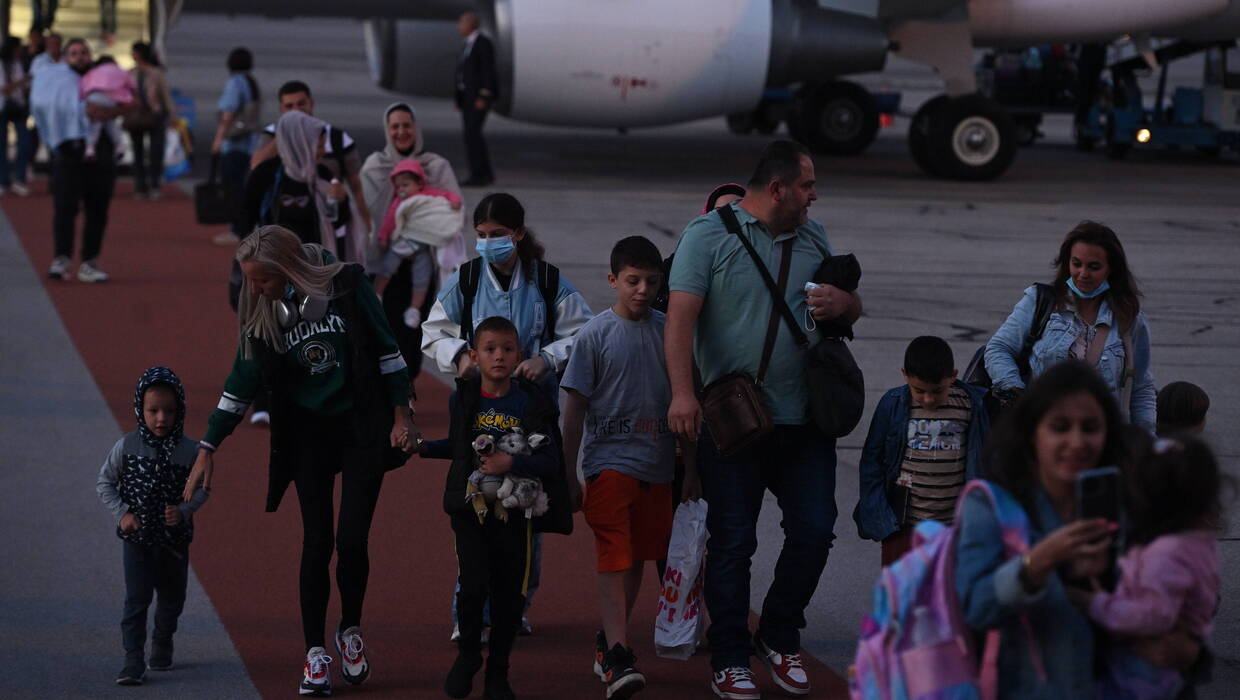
xmin=581 ymin=469 xmax=673 ymax=573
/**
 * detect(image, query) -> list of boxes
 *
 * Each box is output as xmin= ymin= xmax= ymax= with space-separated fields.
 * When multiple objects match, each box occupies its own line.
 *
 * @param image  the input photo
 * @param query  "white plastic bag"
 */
xmin=654 ymin=498 xmax=708 ymax=660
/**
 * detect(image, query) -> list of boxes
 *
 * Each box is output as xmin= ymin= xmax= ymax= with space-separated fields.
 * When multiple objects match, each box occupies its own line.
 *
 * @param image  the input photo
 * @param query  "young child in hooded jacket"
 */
xmin=371 ymin=157 xmax=463 ymax=329
xmin=96 ymin=367 xmax=209 ymax=686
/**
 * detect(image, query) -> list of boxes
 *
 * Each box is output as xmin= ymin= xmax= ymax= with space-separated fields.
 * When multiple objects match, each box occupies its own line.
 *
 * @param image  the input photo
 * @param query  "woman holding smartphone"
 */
xmin=954 ymin=361 xmax=1121 ymax=697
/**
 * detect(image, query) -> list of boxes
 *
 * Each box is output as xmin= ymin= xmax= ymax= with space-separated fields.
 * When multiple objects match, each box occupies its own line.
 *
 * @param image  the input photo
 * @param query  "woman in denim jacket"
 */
xmin=984 ymin=222 xmax=1155 ymax=431
xmin=956 ymin=361 xmax=1122 ymax=697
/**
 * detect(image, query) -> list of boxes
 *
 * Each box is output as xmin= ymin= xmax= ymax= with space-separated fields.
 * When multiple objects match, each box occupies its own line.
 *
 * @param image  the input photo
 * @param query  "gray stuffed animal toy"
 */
xmin=467 ymin=428 xmax=550 ymax=522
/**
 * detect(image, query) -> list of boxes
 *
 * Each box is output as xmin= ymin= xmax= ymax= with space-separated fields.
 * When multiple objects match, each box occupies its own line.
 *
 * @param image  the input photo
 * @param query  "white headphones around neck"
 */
xmin=274 ymin=285 xmax=329 ymax=329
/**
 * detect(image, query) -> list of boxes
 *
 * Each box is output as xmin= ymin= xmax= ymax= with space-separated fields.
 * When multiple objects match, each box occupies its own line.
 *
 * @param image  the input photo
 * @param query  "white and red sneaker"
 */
xmin=335 ymin=626 xmax=370 ymax=685
xmin=754 ymin=636 xmax=810 ymax=696
xmin=299 ymin=647 xmax=333 ymax=696
xmin=711 ymin=666 xmax=760 ymax=700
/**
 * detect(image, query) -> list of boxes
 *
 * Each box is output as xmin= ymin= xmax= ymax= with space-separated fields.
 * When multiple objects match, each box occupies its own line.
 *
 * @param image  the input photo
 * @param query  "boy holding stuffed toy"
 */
xmin=418 ymin=315 xmax=570 ymax=700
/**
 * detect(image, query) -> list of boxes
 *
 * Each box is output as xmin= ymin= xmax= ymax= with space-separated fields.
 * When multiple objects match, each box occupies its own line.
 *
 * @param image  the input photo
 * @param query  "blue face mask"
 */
xmin=475 ymin=236 xmax=515 ymax=265
xmin=1067 ymin=278 xmax=1110 ymax=299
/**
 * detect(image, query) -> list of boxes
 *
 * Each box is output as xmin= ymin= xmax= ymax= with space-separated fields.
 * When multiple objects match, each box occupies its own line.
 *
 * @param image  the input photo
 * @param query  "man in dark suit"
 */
xmin=455 ymin=11 xmax=497 ymax=187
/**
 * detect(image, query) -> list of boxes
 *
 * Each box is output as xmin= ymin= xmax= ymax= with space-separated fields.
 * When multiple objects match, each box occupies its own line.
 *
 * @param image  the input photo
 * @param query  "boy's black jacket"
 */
xmin=443 ymin=374 xmax=573 ymax=535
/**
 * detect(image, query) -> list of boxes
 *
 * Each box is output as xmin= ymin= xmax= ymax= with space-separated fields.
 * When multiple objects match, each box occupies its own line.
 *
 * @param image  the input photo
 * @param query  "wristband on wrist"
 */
xmin=198 ymin=440 xmax=216 ymax=453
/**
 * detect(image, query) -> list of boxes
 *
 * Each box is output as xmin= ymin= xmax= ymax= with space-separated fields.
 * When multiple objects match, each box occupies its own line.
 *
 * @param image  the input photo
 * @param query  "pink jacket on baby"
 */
xmin=377 ymin=158 xmax=461 ymax=247
xmin=78 ymin=63 xmax=137 ymax=104
xmin=1089 ymin=530 xmax=1220 ymax=640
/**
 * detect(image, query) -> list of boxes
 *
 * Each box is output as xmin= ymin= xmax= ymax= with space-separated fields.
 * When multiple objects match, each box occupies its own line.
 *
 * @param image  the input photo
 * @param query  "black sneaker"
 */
xmin=115 ymin=661 xmax=145 ymax=685
xmin=600 ymin=643 xmax=646 ymax=699
xmin=593 ymin=630 xmax=608 ymax=681
xmin=148 ymin=640 xmax=174 ymax=671
xmin=483 ymin=669 xmax=516 ymax=700
xmin=444 ymin=652 xmax=483 ymax=699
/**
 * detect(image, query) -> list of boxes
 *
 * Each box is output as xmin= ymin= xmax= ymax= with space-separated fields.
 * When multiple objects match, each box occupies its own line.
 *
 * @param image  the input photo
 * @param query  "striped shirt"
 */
xmin=897 ymin=386 xmax=973 ymax=525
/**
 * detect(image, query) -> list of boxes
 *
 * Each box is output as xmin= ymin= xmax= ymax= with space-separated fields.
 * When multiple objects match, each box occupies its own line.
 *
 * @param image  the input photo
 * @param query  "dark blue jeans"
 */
xmin=699 ymin=423 xmax=837 ymax=670
xmin=121 ymin=541 xmax=189 ymax=663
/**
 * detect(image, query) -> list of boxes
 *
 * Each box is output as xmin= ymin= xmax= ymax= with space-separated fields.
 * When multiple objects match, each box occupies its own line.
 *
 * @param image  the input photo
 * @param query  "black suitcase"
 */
xmin=194 ymin=155 xmax=236 ymax=225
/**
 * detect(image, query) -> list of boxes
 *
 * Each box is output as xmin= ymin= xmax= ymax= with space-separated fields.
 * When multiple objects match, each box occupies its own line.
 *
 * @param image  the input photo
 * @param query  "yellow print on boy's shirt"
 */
xmin=473 ymin=408 xmax=521 ymax=432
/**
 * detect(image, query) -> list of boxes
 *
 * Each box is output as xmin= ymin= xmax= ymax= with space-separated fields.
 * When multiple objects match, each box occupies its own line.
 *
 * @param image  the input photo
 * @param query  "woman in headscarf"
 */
xmin=361 ymin=103 xmax=467 ymax=378
xmin=239 ymin=110 xmax=369 ymax=262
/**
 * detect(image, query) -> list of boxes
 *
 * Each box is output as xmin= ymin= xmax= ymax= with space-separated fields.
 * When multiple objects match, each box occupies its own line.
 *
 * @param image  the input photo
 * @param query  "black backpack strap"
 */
xmin=1023 ymin=283 xmax=1055 ymax=353
xmin=536 ymin=260 xmax=560 ymax=344
xmin=329 ymin=127 xmax=349 ymax=177
xmin=459 ymin=258 xmax=483 ymax=346
xmin=717 ymin=205 xmax=809 ymax=350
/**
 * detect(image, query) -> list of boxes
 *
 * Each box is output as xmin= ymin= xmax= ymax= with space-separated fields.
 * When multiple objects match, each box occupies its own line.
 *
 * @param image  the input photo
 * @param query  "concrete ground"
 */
xmin=1 ymin=11 xmax=1236 ymax=698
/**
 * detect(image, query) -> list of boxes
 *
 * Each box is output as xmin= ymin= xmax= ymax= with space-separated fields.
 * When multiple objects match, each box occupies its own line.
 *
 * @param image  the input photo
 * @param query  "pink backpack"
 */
xmin=849 ymin=480 xmax=1046 ymax=700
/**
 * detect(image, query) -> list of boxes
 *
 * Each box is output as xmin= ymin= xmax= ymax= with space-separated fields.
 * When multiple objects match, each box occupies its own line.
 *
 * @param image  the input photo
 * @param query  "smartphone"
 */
xmin=1075 ymin=466 xmax=1121 ymax=523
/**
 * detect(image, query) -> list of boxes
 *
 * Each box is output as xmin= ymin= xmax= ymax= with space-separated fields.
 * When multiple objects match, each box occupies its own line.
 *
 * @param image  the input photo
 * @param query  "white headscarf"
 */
xmin=360 ymin=102 xmax=467 ymax=281
xmin=273 ymin=110 xmax=364 ymax=256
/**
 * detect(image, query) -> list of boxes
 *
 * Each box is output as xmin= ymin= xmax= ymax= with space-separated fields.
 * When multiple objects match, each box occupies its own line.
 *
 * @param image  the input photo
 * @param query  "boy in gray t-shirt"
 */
xmin=561 ymin=236 xmax=694 ymax=699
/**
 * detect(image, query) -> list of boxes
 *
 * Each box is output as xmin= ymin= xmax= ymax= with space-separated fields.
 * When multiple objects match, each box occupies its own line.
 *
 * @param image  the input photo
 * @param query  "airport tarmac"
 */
xmin=0 ymin=11 xmax=1236 ymax=698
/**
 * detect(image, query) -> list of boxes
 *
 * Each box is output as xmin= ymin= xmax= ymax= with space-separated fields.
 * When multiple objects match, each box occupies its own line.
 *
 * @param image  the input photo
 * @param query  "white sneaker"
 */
xmin=250 ymin=411 xmax=271 ymax=425
xmin=48 ymin=256 xmax=70 ymax=280
xmin=299 ymin=647 xmax=333 ymax=696
xmin=10 ymin=182 xmax=29 ymax=196
xmin=334 ymin=626 xmax=370 ymax=686
xmin=212 ymin=231 xmax=241 ymax=246
xmin=711 ymin=666 xmax=760 ymax=700
xmin=403 ymin=307 xmax=422 ymax=329
xmin=77 ymin=261 xmax=110 ymax=283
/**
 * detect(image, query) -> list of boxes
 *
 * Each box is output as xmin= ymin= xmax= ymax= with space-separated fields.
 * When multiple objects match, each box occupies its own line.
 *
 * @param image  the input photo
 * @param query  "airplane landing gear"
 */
xmin=909 ymin=94 xmax=1017 ymax=180
xmin=794 ymin=81 xmax=880 ymax=155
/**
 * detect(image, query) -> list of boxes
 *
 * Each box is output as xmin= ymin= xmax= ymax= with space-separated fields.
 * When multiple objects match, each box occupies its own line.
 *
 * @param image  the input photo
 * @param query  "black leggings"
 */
xmin=451 ymin=510 xmax=531 ymax=672
xmin=292 ymin=416 xmax=386 ymax=650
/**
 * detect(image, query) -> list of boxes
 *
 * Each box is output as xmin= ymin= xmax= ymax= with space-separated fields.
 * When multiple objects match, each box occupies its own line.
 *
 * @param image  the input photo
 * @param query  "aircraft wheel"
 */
xmin=908 ymin=96 xmax=948 ymax=176
xmin=1105 ymin=121 xmax=1131 ymax=160
xmin=925 ymin=94 xmax=1017 ymax=180
xmin=798 ymin=81 xmax=879 ymax=155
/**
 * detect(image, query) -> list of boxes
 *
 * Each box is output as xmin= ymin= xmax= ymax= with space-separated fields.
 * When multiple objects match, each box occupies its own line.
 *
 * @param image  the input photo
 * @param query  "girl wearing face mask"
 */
xmin=984 ymin=221 xmax=1155 ymax=431
xmin=420 ymin=192 xmax=592 ymax=641
xmin=421 ymin=192 xmax=592 ymax=389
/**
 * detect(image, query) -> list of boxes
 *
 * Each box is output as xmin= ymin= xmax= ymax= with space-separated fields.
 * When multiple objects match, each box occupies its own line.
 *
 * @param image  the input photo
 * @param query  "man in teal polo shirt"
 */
xmin=665 ymin=140 xmax=860 ymax=700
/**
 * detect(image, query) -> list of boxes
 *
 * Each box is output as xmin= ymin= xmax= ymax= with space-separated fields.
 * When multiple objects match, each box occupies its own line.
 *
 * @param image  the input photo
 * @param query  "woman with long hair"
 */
xmin=984 ymin=221 xmax=1155 ymax=430
xmin=183 ymin=226 xmax=416 ymax=696
xmin=125 ymin=41 xmax=172 ymax=199
xmin=421 ymin=192 xmax=592 ymax=389
xmin=955 ymin=361 xmax=1121 ymax=696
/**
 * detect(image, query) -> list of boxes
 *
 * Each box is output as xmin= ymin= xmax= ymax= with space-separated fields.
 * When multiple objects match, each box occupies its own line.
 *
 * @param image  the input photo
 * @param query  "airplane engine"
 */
xmin=364 ymin=0 xmax=887 ymax=129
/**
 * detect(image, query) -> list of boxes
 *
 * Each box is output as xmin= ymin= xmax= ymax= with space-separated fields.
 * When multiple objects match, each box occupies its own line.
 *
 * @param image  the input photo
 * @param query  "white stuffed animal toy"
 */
xmin=467 ymin=428 xmax=550 ymax=522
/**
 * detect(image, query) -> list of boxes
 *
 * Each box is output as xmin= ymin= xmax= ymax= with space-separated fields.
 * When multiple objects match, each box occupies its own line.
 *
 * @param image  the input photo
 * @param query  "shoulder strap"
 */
xmin=329 ymin=127 xmax=348 ymax=174
xmin=536 ymin=260 xmax=560 ymax=344
xmin=717 ymin=205 xmax=809 ymax=352
xmin=1028 ymin=283 xmax=1054 ymax=345
xmin=459 ymin=258 xmax=483 ymax=345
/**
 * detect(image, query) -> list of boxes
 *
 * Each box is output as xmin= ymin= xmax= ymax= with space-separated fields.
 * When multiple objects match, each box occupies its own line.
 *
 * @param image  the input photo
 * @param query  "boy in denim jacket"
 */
xmin=853 ymin=337 xmax=990 ymax=564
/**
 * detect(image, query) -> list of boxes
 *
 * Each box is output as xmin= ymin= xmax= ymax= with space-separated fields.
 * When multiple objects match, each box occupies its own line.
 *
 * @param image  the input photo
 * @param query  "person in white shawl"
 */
xmin=361 ymin=102 xmax=467 ymax=283
xmin=274 ymin=110 xmax=370 ymax=264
